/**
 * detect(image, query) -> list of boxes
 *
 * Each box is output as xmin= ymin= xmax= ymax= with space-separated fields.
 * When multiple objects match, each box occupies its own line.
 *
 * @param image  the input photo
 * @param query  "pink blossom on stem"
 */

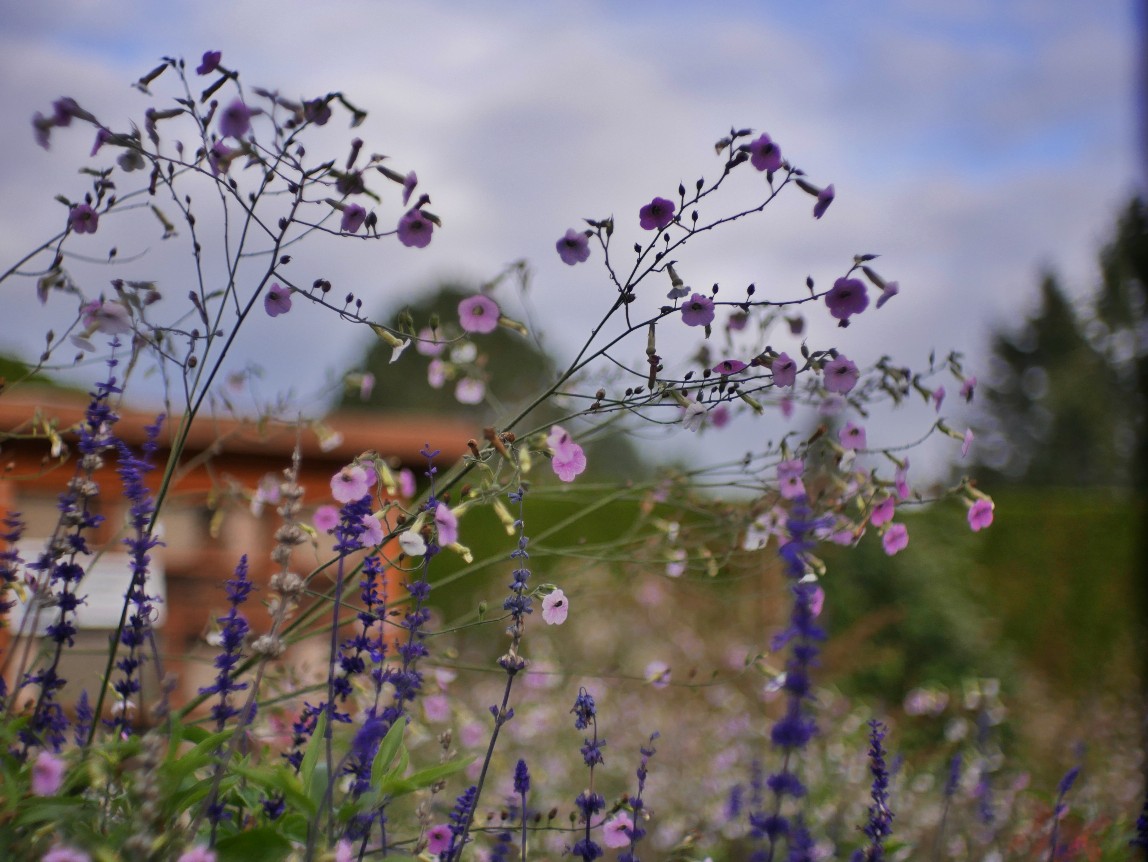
xmin=604 ymin=812 xmax=635 ymax=848
xmin=681 ymin=293 xmax=715 ymax=327
xmin=644 ymin=661 xmax=671 ymax=690
xmin=426 ymin=824 xmax=452 ymax=855
xmin=314 ymin=505 xmax=339 ymax=533
xmin=541 ymin=588 xmax=569 ymax=625
xmin=825 ymin=277 xmax=869 ymax=325
xmin=178 ymin=847 xmax=217 ymax=862
xmin=712 ymin=358 xmax=747 ymax=376
xmin=434 ymin=503 xmax=459 ymax=545
xmin=68 ymin=204 xmax=99 ymax=235
xmin=331 ymin=465 xmax=370 ymax=503
xmin=778 ymin=459 xmax=805 ymax=500
xmin=932 ymin=386 xmax=945 ymax=412
xmin=839 ymin=422 xmax=867 ymax=450
xmin=772 ymin=352 xmax=797 ymax=388
xmin=895 ymin=459 xmax=911 ymax=500
xmin=548 ymin=425 xmax=587 ymax=482
xmin=361 ymin=513 xmax=385 ymax=546
xmin=882 ymin=522 xmax=909 ymax=555
xmin=43 ymin=849 xmax=90 ymax=862
xmin=824 ymin=355 xmax=860 ymax=394
xmin=968 ymin=498 xmax=994 ymax=531
xmin=961 ymin=376 xmax=977 ymax=402
xmin=81 ymin=299 xmax=132 ymax=335
xmin=454 ymin=378 xmax=485 ymax=405
xmin=870 ymin=496 xmax=895 ymax=527
xmin=32 ymin=750 xmax=65 ymax=796
xmin=458 ymin=295 xmax=500 ymax=334
xmin=962 ymin=428 xmax=974 ymax=458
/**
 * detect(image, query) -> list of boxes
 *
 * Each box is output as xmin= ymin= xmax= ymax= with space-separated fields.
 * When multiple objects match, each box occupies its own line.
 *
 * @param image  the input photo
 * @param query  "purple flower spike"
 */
xmin=264 ymin=283 xmax=292 ymax=317
xmin=639 ymin=196 xmax=676 ymax=231
xmin=197 ymin=50 xmax=222 ymax=76
xmin=458 ymin=294 xmax=500 ymax=334
xmin=824 ymin=277 xmax=869 ymax=325
xmin=556 ymin=228 xmax=591 ymax=265
xmin=341 ymin=204 xmax=367 ymax=234
xmin=813 ymin=184 xmax=835 ymax=219
xmin=219 ymin=98 xmax=251 ymax=140
xmin=397 ymin=208 xmax=433 ymax=248
xmin=68 ymin=204 xmax=99 ymax=235
xmin=681 ymin=293 xmax=715 ymax=327
xmin=747 ymin=133 xmax=782 ymax=172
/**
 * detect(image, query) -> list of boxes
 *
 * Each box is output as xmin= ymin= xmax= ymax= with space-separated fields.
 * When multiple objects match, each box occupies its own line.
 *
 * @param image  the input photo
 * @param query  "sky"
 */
xmin=0 ymin=0 xmax=1139 ymax=481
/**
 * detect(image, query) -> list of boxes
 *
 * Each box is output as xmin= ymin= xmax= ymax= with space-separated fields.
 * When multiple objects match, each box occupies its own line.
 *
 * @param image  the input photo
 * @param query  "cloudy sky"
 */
xmin=0 ymin=1 xmax=1139 ymax=479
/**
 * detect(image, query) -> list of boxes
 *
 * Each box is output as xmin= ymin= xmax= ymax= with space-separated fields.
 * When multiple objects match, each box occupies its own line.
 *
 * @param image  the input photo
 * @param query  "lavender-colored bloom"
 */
xmin=458 ymin=294 xmax=500 ymax=334
xmin=341 ymin=203 xmax=367 ymax=233
xmin=813 ymin=184 xmax=835 ymax=219
xmin=556 ymin=228 xmax=591 ymax=265
xmin=402 ymin=170 xmax=418 ymax=204
xmin=42 ymin=848 xmax=91 ymax=862
xmin=263 ymin=283 xmax=292 ymax=317
xmin=639 ymin=196 xmax=675 ymax=231
xmin=875 ymin=280 xmax=899 ymax=309
xmin=397 ymin=207 xmax=433 ymax=248
xmin=32 ymin=750 xmax=66 ymax=796
xmin=219 ymin=98 xmax=252 ymax=139
xmin=772 ymin=352 xmax=797 ymax=388
xmin=196 ymin=50 xmax=222 ymax=75
xmin=825 ymin=277 xmax=869 ymax=325
xmin=514 ymin=758 xmax=531 ymax=794
xmin=824 ymin=355 xmax=860 ymax=394
xmin=198 ymin=555 xmax=252 ymax=731
xmin=681 ymin=293 xmax=715 ymax=327
xmin=857 ymin=720 xmax=895 ymax=862
xmin=571 ymin=687 xmax=597 ymax=730
xmin=713 ymin=359 xmax=747 ymax=376
xmin=747 ymin=133 xmax=782 ymax=172
xmin=206 ymin=140 xmax=233 ymax=176
xmin=68 ymin=204 xmax=99 ymax=235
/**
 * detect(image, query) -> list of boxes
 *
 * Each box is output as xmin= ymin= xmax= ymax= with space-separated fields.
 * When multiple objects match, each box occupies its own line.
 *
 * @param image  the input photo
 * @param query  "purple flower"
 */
xmin=603 ymin=812 xmax=634 ymax=848
xmin=882 ymin=523 xmax=908 ymax=555
xmin=263 ymin=283 xmax=292 ymax=317
xmin=426 ymin=824 xmax=452 ymax=855
xmin=81 ymin=299 xmax=131 ymax=334
xmin=206 ymin=141 xmax=233 ymax=176
xmin=870 ymin=496 xmax=895 ymax=527
xmin=875 ymin=280 xmax=899 ymax=309
xmin=960 ymin=376 xmax=977 ymax=402
xmin=772 ymin=352 xmax=797 ymax=388
xmin=778 ymin=459 xmax=805 ymax=500
xmin=402 ymin=170 xmax=418 ymax=205
xmin=397 ymin=208 xmax=433 ymax=248
xmin=713 ymin=358 xmax=747 ymax=376
xmin=177 ymin=847 xmax=217 ymax=862
xmin=341 ymin=204 xmax=366 ymax=233
xmin=434 ymin=503 xmax=459 ymax=545
xmin=314 ymin=505 xmax=339 ymax=532
xmin=90 ymin=128 xmax=112 ymax=157
xmin=548 ymin=425 xmax=587 ymax=482
xmin=895 ymin=459 xmax=910 ymax=500
xmin=196 ymin=50 xmax=222 ymax=76
xmin=32 ymin=750 xmax=65 ymax=796
xmin=458 ymin=294 xmax=500 ymax=334
xmin=33 ymin=112 xmax=53 ymax=149
xmin=681 ymin=293 xmax=715 ymax=327
xmin=932 ymin=386 xmax=945 ymax=412
xmin=68 ymin=204 xmax=99 ymax=235
xmin=332 ymin=465 xmax=371 ymax=503
xmin=219 ymin=98 xmax=252 ymax=139
xmin=454 ymin=377 xmax=485 ymax=404
xmin=556 ymin=228 xmax=591 ymax=265
xmin=639 ymin=196 xmax=675 ymax=231
xmin=813 ymin=184 xmax=835 ymax=219
xmin=823 ymin=355 xmax=859 ymax=394
xmin=747 ymin=133 xmax=782 ymax=172
xmin=824 ymin=277 xmax=869 ymax=325
xmin=967 ymin=498 xmax=994 ymax=532
xmin=839 ymin=421 xmax=866 ymax=450
xmin=43 ymin=849 xmax=90 ymax=862
xmin=542 ymin=588 xmax=568 ymax=625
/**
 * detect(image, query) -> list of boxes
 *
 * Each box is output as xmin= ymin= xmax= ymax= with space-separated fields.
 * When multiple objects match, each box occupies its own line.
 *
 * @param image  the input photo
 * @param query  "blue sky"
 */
xmin=0 ymin=0 xmax=1139 ymax=479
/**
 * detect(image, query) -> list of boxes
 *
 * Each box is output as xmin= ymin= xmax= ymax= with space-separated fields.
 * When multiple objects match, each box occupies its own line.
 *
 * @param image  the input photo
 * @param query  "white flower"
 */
xmin=399 ymin=530 xmax=427 ymax=557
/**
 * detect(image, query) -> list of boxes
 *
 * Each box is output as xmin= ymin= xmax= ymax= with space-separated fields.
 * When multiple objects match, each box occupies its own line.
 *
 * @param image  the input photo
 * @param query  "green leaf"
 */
xmin=213 ymin=828 xmax=293 ymax=862
xmin=371 ymin=720 xmax=406 ymax=780
xmin=300 ymin=711 xmax=327 ymax=804
xmin=378 ymin=755 xmax=474 ymax=797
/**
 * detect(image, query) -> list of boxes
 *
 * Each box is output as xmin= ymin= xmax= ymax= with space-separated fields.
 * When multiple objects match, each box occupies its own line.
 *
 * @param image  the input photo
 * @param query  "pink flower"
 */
xmin=43 ymin=849 xmax=90 ymax=862
xmin=178 ymin=847 xmax=217 ymax=862
xmin=402 ymin=171 xmax=418 ymax=205
xmin=219 ymin=98 xmax=251 ymax=139
xmin=397 ymin=208 xmax=433 ymax=247
xmin=548 ymin=426 xmax=587 ymax=482
xmin=824 ymin=277 xmax=869 ymax=325
xmin=341 ymin=204 xmax=366 ymax=233
xmin=68 ymin=204 xmax=99 ymax=235
xmin=882 ymin=522 xmax=909 ymax=555
xmin=968 ymin=498 xmax=994 ymax=531
xmin=810 ymin=585 xmax=825 ymax=617
xmin=780 ymin=395 xmax=794 ymax=419
xmin=332 ymin=465 xmax=370 ymax=503
xmin=772 ymin=352 xmax=797 ymax=388
xmin=423 ymin=693 xmax=451 ymax=723
xmin=813 ymin=184 xmax=835 ymax=219
xmin=427 ymin=359 xmax=447 ymax=388
xmin=932 ymin=386 xmax=945 ymax=412
xmin=333 ymin=841 xmax=353 ymax=862
xmin=645 ymin=661 xmax=671 ymax=689
xmin=712 ymin=359 xmax=747 ymax=376
xmin=875 ymin=280 xmax=899 ymax=308
xmin=81 ymin=299 xmax=131 ymax=334
xmin=426 ymin=824 xmax=452 ymax=855
xmin=681 ymin=293 xmax=715 ymax=327
xmin=777 ymin=459 xmax=805 ymax=500
xmin=264 ymin=283 xmax=292 ymax=317
xmin=960 ymin=376 xmax=977 ymax=402
xmin=196 ymin=51 xmax=222 ymax=76
xmin=839 ymin=422 xmax=866 ymax=450
xmin=895 ymin=459 xmax=910 ymax=500
xmin=639 ymin=196 xmax=676 ymax=231
xmin=823 ymin=355 xmax=860 ymax=394
xmin=870 ymin=496 xmax=895 ymax=527
xmin=32 ymin=750 xmax=65 ymax=796
xmin=962 ymin=428 xmax=974 ymax=458
xmin=314 ymin=505 xmax=339 ymax=532
xmin=603 ymin=812 xmax=635 ymax=848
xmin=458 ymin=294 xmax=500 ymax=334
xmin=541 ymin=588 xmax=568 ymax=625
xmin=434 ymin=503 xmax=459 ymax=545
xmin=455 ymin=378 xmax=485 ymax=405
xmin=361 ymin=513 xmax=385 ymax=546
xmin=415 ymin=327 xmax=445 ymax=356
xmin=747 ymin=133 xmax=782 ymax=172
xmin=711 ymin=404 xmax=731 ymax=428
xmin=556 ymin=228 xmax=591 ymax=265
xmin=398 ymin=469 xmax=416 ymax=499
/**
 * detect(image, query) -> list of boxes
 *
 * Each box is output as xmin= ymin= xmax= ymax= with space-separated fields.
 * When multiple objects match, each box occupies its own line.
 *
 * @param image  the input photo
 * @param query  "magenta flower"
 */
xmin=839 ymin=421 xmax=867 ymax=450
xmin=824 ymin=355 xmax=860 ymax=394
xmin=548 ymin=425 xmax=587 ymax=482
xmin=196 ymin=50 xmax=222 ymax=76
xmin=825 ymin=277 xmax=869 ymax=325
xmin=340 ymin=203 xmax=366 ymax=233
xmin=962 ymin=428 xmax=974 ymax=458
xmin=415 ymin=327 xmax=445 ymax=357
xmin=603 ymin=812 xmax=635 ymax=848
xmin=402 ymin=171 xmax=418 ymax=205
xmin=895 ymin=459 xmax=910 ymax=500
xmin=639 ymin=196 xmax=676 ymax=231
xmin=813 ymin=184 xmax=835 ymax=219
xmin=810 ymin=585 xmax=825 ymax=617
xmin=68 ymin=204 xmax=99 ymax=235
xmin=777 ymin=459 xmax=805 ymax=500
xmin=932 ymin=386 xmax=945 ymax=412
xmin=772 ymin=352 xmax=797 ymax=388
xmin=333 ymin=842 xmax=353 ymax=862
xmin=426 ymin=824 xmax=452 ymax=855
xmin=458 ymin=294 xmax=500 ymax=334
xmin=331 ymin=465 xmax=370 ymax=503
xmin=882 ymin=522 xmax=909 ymax=555
xmin=314 ymin=505 xmax=339 ymax=533
xmin=264 ymin=283 xmax=292 ymax=317
xmin=219 ymin=98 xmax=252 ymax=139
xmin=43 ymin=849 xmax=90 ymax=862
xmin=747 ymin=133 xmax=782 ymax=172
xmin=681 ymin=293 xmax=715 ymax=327
xmin=397 ymin=208 xmax=433 ymax=248
xmin=427 ymin=359 xmax=447 ymax=389
xmin=556 ymin=228 xmax=591 ymax=265
xmin=81 ymin=299 xmax=132 ymax=335
xmin=541 ymin=588 xmax=569 ymax=625
xmin=875 ymin=280 xmax=899 ymax=309
xmin=454 ymin=377 xmax=485 ymax=405
xmin=434 ymin=503 xmax=459 ymax=545
xmin=711 ymin=404 xmax=731 ymax=427
xmin=361 ymin=513 xmax=385 ymax=547
xmin=960 ymin=376 xmax=977 ymax=402
xmin=712 ymin=358 xmax=747 ymax=376
xmin=870 ymin=496 xmax=895 ymax=527
xmin=968 ymin=498 xmax=994 ymax=531
xmin=32 ymin=750 xmax=65 ymax=796
xmin=177 ymin=847 xmax=217 ymax=862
